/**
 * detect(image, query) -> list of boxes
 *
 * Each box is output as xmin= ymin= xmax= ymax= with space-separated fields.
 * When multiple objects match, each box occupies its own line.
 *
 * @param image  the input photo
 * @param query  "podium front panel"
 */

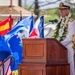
xmin=22 ymin=39 xmax=46 ymax=63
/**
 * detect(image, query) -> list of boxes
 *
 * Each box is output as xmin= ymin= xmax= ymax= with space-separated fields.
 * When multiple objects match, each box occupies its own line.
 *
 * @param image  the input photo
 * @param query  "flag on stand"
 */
xmin=0 ymin=16 xmax=12 ymax=36
xmin=29 ymin=16 xmax=44 ymax=38
xmin=0 ymin=15 xmax=13 ymax=75
xmin=5 ymin=16 xmax=34 ymax=71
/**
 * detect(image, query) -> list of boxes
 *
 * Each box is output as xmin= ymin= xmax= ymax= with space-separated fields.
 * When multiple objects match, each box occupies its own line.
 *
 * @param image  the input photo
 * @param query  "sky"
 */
xmin=22 ymin=0 xmax=60 ymax=9
xmin=22 ymin=0 xmax=59 ymax=5
xmin=22 ymin=0 xmax=75 ymax=9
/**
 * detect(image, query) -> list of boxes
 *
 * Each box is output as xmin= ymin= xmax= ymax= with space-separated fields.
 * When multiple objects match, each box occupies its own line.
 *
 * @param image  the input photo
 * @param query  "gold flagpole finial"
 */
xmin=20 ymin=11 xmax=22 ymax=16
xmin=9 ymin=7 xmax=12 ymax=16
xmin=41 ymin=10 xmax=44 ymax=16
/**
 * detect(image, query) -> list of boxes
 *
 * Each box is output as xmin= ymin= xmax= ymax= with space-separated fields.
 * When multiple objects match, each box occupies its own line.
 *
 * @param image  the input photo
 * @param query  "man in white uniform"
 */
xmin=52 ymin=1 xmax=75 ymax=75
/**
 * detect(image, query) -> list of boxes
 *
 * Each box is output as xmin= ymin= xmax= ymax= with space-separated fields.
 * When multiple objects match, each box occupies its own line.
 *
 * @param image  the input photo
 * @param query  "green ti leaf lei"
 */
xmin=52 ymin=18 xmax=68 ymax=42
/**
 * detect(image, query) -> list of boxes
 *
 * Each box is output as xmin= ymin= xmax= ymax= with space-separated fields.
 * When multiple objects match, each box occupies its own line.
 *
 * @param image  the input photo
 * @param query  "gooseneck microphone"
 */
xmin=49 ymin=19 xmax=58 ymax=23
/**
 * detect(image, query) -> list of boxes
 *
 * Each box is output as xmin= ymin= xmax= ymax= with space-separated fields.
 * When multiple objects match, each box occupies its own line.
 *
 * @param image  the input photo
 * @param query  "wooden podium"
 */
xmin=18 ymin=38 xmax=70 ymax=75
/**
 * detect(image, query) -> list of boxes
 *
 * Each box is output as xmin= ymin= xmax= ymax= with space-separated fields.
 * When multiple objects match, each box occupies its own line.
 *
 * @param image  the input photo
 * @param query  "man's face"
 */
xmin=59 ymin=9 xmax=69 ymax=18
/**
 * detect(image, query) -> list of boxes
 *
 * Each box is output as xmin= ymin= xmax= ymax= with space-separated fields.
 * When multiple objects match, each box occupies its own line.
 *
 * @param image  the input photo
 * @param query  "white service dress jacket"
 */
xmin=61 ymin=19 xmax=75 ymax=75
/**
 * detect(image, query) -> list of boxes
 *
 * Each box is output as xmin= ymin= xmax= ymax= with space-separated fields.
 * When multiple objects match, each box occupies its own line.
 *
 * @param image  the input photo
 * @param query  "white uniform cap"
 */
xmin=59 ymin=1 xmax=72 ymax=9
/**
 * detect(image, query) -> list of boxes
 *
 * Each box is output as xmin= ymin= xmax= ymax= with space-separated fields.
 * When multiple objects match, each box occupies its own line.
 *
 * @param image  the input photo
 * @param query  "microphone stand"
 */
xmin=39 ymin=22 xmax=53 ymax=34
xmin=39 ymin=22 xmax=57 ymax=38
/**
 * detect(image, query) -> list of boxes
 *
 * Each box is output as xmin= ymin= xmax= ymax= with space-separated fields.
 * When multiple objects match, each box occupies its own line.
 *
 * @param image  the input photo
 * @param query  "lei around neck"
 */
xmin=52 ymin=13 xmax=71 ymax=41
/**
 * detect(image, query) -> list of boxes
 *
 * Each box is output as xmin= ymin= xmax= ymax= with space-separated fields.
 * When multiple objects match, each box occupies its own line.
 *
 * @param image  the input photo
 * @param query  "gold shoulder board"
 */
xmin=69 ymin=17 xmax=74 ymax=22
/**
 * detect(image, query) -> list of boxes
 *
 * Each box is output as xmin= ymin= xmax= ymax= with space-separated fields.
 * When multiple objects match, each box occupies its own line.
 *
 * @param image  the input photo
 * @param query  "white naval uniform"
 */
xmin=61 ymin=19 xmax=75 ymax=75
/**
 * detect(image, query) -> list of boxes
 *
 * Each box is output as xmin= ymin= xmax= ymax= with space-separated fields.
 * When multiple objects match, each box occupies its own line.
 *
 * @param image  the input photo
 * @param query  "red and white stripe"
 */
xmin=4 ymin=59 xmax=12 ymax=75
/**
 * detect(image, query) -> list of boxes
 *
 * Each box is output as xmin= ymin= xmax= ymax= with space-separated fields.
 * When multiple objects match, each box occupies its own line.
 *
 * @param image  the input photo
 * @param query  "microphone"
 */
xmin=49 ymin=19 xmax=58 ymax=23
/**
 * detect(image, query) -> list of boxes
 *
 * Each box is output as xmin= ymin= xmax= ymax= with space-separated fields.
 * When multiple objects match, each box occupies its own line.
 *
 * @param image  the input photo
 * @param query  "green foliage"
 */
xmin=43 ymin=9 xmax=60 ymax=23
xmin=23 ymin=5 xmax=34 ymax=10
xmin=70 ymin=8 xmax=75 ymax=19
xmin=44 ymin=15 xmax=59 ymax=23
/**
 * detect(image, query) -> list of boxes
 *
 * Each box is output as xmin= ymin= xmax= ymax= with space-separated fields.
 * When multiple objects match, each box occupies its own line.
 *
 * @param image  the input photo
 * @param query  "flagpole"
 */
xmin=31 ymin=10 xmax=33 ymax=16
xmin=9 ymin=8 xmax=13 ymax=29
xmin=20 ymin=11 xmax=22 ymax=17
xmin=41 ymin=10 xmax=44 ymax=38
xmin=29 ymin=10 xmax=34 ymax=34
xmin=41 ymin=10 xmax=44 ymax=16
xmin=9 ymin=8 xmax=12 ymax=16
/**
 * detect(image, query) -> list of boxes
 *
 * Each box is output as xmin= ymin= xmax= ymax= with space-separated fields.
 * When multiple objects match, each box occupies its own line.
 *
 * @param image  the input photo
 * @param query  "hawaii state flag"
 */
xmin=0 ymin=16 xmax=12 ymax=36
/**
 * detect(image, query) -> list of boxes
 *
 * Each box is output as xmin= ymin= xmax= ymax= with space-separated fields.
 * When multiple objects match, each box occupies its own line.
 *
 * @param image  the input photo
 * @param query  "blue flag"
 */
xmin=29 ymin=16 xmax=34 ymax=34
xmin=5 ymin=16 xmax=34 ymax=71
xmin=0 ymin=36 xmax=11 ymax=61
xmin=38 ymin=16 xmax=44 ymax=38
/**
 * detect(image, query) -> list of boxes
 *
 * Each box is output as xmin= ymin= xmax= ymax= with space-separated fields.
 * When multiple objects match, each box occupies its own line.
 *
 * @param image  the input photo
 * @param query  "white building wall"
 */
xmin=0 ymin=0 xmax=18 ymax=6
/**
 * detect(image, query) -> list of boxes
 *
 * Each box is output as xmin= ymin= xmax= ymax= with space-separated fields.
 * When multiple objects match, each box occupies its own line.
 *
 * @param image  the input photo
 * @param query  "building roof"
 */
xmin=0 ymin=6 xmax=31 ymax=14
xmin=0 ymin=6 xmax=34 ymax=22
